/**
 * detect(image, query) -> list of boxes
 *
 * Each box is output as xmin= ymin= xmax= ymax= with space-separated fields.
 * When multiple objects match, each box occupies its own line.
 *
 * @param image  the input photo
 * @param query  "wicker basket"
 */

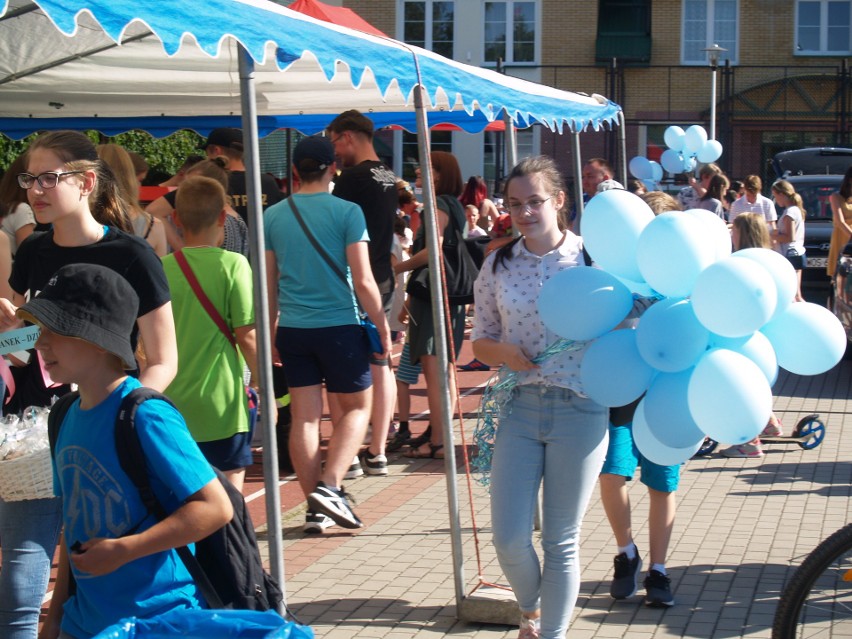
xmin=0 ymin=447 xmax=54 ymax=501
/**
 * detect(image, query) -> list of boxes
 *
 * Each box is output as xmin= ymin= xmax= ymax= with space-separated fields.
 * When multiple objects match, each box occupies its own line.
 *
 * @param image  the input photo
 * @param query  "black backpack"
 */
xmin=48 ymin=387 xmax=284 ymax=612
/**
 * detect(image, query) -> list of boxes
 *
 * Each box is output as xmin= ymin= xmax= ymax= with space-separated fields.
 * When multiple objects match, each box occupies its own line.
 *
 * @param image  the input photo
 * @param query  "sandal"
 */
xmin=404 ymin=443 xmax=444 ymax=459
xmin=404 ymin=425 xmax=432 ymax=450
xmin=386 ymin=430 xmax=412 ymax=453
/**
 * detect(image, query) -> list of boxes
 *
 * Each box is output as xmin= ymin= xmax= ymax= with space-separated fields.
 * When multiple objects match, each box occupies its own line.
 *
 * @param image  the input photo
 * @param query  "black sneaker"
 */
xmin=643 ymin=570 xmax=675 ymax=607
xmin=609 ymin=550 xmax=642 ymax=599
xmin=307 ymin=482 xmax=364 ymax=529
xmin=358 ymin=449 xmax=388 ymax=476
xmin=386 ymin=430 xmax=411 ymax=453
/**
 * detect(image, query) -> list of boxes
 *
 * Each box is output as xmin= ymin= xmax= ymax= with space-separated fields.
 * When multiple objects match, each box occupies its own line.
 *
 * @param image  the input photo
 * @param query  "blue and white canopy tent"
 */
xmin=1 ymin=0 xmax=622 ymax=616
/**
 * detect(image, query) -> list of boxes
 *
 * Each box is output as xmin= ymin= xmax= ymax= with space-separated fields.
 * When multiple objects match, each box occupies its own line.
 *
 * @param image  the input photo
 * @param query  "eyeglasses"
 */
xmin=507 ymin=197 xmax=552 ymax=215
xmin=17 ymin=170 xmax=87 ymax=190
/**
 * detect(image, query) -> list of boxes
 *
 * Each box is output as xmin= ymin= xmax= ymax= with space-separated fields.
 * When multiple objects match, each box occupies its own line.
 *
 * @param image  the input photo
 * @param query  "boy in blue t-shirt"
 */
xmin=19 ymin=263 xmax=233 ymax=639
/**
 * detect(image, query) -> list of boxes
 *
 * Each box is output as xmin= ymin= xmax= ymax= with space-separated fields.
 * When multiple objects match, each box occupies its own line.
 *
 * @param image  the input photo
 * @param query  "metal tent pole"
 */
xmin=238 ymin=44 xmax=286 ymax=614
xmin=572 ymin=130 xmax=584 ymax=234
xmin=412 ymin=82 xmax=467 ymax=608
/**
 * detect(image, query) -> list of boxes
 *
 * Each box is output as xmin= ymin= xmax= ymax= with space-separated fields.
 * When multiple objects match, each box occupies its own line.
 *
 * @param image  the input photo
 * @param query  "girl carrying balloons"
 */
xmin=470 ymin=156 xmax=609 ymax=639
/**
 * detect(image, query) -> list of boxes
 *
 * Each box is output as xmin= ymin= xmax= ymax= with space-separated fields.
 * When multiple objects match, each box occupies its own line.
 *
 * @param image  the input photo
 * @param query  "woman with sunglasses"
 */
xmin=0 ymin=130 xmax=176 ymax=639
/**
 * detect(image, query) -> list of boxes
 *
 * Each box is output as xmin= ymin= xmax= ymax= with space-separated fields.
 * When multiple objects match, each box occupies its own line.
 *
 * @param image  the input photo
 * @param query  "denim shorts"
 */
xmin=197 ymin=430 xmax=253 ymax=471
xmin=277 ymin=325 xmax=371 ymax=393
xmin=600 ymin=422 xmax=680 ymax=493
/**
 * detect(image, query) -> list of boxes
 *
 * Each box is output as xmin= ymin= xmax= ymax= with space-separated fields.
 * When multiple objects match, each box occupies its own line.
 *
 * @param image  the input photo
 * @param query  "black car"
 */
xmin=772 ymin=148 xmax=852 ymax=285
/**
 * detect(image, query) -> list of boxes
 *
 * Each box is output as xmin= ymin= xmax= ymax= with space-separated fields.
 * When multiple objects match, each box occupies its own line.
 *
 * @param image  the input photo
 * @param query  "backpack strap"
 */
xmin=114 ymin=387 xmax=225 ymax=609
xmin=48 ymin=391 xmax=81 ymax=459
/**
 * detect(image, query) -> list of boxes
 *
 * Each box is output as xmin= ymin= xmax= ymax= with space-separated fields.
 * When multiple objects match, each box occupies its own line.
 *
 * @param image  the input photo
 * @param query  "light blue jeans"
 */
xmin=0 ymin=496 xmax=64 ymax=639
xmin=490 ymin=385 xmax=608 ymax=639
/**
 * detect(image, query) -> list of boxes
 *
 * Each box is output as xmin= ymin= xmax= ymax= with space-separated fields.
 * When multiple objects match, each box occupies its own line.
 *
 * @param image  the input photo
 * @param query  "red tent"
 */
xmin=288 ymin=0 xmax=387 ymax=38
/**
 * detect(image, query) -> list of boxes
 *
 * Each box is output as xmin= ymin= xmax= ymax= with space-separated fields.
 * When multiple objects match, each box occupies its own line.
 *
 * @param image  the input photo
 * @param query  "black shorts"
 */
xmin=786 ymin=253 xmax=804 ymax=270
xmin=197 ymin=431 xmax=253 ymax=471
xmin=277 ymin=325 xmax=372 ymax=393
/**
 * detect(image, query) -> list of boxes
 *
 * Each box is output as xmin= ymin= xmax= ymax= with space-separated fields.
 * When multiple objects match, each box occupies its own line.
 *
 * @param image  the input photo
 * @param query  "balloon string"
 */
xmin=471 ymin=337 xmax=586 ymax=487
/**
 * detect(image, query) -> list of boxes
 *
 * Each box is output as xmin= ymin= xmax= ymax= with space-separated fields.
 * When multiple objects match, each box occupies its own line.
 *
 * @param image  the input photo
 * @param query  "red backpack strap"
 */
xmin=173 ymin=250 xmax=236 ymax=349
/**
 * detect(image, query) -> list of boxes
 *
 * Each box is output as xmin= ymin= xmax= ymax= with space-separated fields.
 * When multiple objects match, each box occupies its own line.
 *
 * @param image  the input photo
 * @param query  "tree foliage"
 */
xmin=0 ymin=129 xmax=203 ymax=182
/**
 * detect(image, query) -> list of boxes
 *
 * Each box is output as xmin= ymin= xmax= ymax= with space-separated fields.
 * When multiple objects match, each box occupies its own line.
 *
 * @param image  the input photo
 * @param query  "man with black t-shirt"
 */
xmin=328 ymin=110 xmax=398 ymax=476
xmin=201 ymin=127 xmax=284 ymax=224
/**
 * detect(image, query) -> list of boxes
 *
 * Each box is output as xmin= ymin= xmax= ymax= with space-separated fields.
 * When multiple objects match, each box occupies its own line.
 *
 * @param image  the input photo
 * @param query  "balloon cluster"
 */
xmin=539 ymin=190 xmax=847 ymax=465
xmin=659 ymin=125 xmax=722 ymax=175
xmin=627 ymin=157 xmax=663 ymax=193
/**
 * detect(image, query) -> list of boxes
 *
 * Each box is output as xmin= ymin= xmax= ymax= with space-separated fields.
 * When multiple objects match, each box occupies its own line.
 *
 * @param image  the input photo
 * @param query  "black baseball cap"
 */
xmin=17 ymin=263 xmax=139 ymax=370
xmin=200 ymin=127 xmax=244 ymax=151
xmin=293 ymin=136 xmax=335 ymax=172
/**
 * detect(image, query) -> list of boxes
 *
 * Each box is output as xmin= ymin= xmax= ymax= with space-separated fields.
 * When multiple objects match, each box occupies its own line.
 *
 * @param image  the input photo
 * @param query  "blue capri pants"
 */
xmin=490 ymin=385 xmax=608 ymax=639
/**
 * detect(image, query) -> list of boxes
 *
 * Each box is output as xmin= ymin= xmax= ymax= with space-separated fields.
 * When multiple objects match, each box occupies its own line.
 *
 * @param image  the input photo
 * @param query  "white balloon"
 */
xmin=582 ymin=189 xmax=656 ymax=282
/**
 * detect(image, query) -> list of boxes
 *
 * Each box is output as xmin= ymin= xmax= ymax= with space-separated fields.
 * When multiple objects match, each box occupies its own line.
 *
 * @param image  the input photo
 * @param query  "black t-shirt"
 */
xmin=8 ymin=228 xmax=171 ymax=411
xmin=332 ymin=160 xmax=398 ymax=285
xmin=228 ymin=171 xmax=284 ymax=224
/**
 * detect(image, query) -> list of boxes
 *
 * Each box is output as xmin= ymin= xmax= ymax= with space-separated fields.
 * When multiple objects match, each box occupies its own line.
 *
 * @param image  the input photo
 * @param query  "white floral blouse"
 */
xmin=471 ymin=231 xmax=589 ymax=392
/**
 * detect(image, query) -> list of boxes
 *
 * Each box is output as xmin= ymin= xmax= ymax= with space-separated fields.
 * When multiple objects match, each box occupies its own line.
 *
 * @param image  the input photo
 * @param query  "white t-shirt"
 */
xmin=779 ymin=206 xmax=805 ymax=257
xmin=2 ymin=202 xmax=36 ymax=255
xmin=728 ymin=193 xmax=778 ymax=225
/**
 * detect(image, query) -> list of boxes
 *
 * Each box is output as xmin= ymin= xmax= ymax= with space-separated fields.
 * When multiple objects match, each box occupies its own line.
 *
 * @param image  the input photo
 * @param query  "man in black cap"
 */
xmin=327 ymin=110 xmax=398 ymax=475
xmin=263 ymin=136 xmax=391 ymax=534
xmin=201 ymin=127 xmax=283 ymax=224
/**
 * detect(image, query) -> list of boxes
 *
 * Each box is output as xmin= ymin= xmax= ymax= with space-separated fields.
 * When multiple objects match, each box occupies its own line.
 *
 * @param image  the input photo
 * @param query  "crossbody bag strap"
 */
xmin=173 ymin=250 xmax=237 ymax=350
xmin=287 ymin=196 xmax=348 ymax=287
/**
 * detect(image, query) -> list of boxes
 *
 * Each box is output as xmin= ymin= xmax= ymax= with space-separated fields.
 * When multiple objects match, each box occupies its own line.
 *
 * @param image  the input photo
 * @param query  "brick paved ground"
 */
xmin=262 ymin=358 xmax=852 ymax=639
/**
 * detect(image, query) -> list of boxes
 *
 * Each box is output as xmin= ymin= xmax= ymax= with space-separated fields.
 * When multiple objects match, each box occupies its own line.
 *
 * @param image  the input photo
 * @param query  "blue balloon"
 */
xmin=761 ymin=302 xmax=847 ymax=375
xmin=682 ymin=155 xmax=697 ymax=172
xmin=649 ymin=161 xmax=664 ymax=182
xmin=538 ymin=266 xmax=634 ymax=341
xmin=710 ymin=332 xmax=778 ymax=385
xmin=632 ymin=399 xmax=705 ymax=466
xmin=683 ymin=208 xmax=732 ymax=261
xmin=642 ymin=179 xmax=658 ymax=193
xmin=731 ymin=248 xmax=797 ymax=321
xmin=697 ymin=139 xmax=723 ymax=163
xmin=580 ymin=330 xmax=656 ymax=407
xmin=691 ymin=257 xmax=777 ymax=337
xmin=660 ymin=149 xmax=684 ymax=174
xmin=643 ymin=369 xmax=706 ymax=448
xmin=629 ymin=156 xmax=653 ymax=180
xmin=688 ymin=349 xmax=773 ymax=444
xmin=664 ymin=126 xmax=686 ymax=152
xmin=683 ymin=125 xmax=708 ymax=154
xmin=636 ymin=298 xmax=709 ymax=372
xmin=637 ymin=212 xmax=719 ymax=298
xmin=613 ymin=275 xmax=658 ymax=298
xmin=582 ymin=189 xmax=656 ymax=282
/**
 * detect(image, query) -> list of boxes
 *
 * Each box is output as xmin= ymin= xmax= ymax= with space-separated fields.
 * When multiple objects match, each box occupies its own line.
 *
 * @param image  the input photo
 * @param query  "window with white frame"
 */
xmin=484 ymin=1 xmax=537 ymax=65
xmin=796 ymin=1 xmax=852 ymax=55
xmin=401 ymin=1 xmax=455 ymax=58
xmin=681 ymin=0 xmax=738 ymax=65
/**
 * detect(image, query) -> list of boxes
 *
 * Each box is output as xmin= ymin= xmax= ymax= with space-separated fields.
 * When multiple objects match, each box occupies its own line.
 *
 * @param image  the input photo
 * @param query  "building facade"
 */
xmin=336 ymin=0 xmax=851 ymax=195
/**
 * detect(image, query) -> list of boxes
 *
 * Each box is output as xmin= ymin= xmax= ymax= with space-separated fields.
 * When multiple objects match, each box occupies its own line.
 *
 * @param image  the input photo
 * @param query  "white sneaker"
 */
xmin=307 ymin=482 xmax=364 ymax=529
xmin=303 ymin=511 xmax=334 ymax=534
xmin=344 ymin=456 xmax=363 ymax=479
xmin=721 ymin=443 xmax=764 ymax=458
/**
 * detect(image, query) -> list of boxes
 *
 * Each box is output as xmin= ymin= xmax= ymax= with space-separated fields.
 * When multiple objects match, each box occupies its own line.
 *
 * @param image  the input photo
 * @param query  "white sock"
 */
xmin=651 ymin=563 xmax=666 ymax=575
xmin=618 ymin=542 xmax=637 ymax=560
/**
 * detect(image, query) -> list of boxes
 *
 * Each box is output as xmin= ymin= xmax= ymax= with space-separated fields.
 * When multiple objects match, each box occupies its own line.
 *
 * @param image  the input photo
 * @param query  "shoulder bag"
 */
xmin=406 ymin=195 xmax=480 ymax=305
xmin=286 ymin=197 xmax=383 ymax=354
